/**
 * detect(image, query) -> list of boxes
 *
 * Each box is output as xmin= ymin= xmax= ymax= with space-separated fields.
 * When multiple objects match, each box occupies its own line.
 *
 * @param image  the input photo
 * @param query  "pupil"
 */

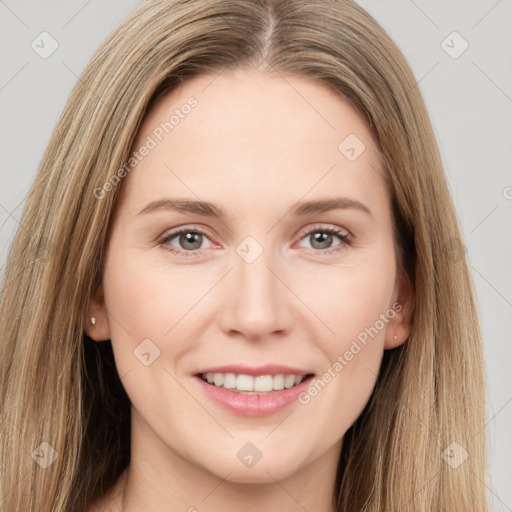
xmin=181 ymin=232 xmax=202 ymax=250
xmin=312 ymin=232 xmax=332 ymax=250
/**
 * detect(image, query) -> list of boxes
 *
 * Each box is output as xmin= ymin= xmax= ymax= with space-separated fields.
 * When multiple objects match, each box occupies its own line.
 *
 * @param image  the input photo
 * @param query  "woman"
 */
xmin=0 ymin=0 xmax=488 ymax=510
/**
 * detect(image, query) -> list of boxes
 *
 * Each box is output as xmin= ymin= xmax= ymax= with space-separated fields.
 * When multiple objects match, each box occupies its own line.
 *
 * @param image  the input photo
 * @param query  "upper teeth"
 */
xmin=202 ymin=372 xmax=305 ymax=392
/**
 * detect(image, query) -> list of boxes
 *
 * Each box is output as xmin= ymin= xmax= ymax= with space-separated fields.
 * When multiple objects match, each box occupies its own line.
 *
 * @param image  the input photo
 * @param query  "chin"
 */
xmin=201 ymin=453 xmax=305 ymax=484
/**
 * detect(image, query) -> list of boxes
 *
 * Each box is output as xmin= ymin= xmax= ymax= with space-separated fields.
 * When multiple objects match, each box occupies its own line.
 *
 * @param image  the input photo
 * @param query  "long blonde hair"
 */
xmin=0 ymin=1 xmax=487 ymax=510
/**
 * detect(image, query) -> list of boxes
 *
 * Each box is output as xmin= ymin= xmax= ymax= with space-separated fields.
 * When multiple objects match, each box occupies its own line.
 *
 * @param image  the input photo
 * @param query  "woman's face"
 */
xmin=90 ymin=69 xmax=412 ymax=484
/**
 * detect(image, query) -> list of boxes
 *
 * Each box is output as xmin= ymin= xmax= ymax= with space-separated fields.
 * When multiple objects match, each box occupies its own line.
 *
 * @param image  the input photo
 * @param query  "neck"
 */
xmin=119 ymin=410 xmax=341 ymax=512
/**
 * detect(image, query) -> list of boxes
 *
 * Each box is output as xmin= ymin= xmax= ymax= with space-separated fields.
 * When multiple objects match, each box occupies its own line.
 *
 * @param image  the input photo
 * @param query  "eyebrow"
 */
xmin=137 ymin=197 xmax=372 ymax=219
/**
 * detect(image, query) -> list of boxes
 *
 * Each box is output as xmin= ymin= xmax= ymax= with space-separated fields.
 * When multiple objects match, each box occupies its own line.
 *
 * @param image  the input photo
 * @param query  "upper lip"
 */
xmin=194 ymin=364 xmax=315 ymax=377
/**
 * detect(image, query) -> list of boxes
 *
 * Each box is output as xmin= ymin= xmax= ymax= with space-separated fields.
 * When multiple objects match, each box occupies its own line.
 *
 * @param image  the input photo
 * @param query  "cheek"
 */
xmin=102 ymin=246 xmax=219 ymax=368
xmin=303 ymin=255 xmax=396 ymax=348
xmin=101 ymin=249 xmax=202 ymax=416
xmin=296 ymin=248 xmax=396 ymax=423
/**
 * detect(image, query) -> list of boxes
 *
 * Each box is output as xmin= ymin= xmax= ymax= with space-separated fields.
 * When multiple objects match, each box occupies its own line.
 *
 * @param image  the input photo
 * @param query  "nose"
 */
xmin=217 ymin=243 xmax=295 ymax=341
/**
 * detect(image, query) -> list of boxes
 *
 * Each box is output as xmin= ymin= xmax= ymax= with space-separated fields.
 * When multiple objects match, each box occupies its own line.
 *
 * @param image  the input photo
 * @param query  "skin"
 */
xmin=86 ymin=68 xmax=413 ymax=512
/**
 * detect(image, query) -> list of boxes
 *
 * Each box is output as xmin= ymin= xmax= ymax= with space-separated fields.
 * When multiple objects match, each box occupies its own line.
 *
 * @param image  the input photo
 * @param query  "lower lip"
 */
xmin=193 ymin=375 xmax=314 ymax=417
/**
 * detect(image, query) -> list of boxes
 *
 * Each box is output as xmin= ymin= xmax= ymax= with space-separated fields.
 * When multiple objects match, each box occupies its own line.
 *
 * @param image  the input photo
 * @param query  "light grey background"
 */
xmin=1 ymin=0 xmax=511 ymax=509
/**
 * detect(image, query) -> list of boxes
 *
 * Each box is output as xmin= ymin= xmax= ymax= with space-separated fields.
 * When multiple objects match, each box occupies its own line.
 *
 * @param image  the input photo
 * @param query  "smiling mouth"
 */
xmin=196 ymin=372 xmax=315 ymax=394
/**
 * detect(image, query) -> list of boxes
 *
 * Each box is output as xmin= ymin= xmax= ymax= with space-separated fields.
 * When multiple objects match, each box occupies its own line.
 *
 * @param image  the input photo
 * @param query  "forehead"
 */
xmin=119 ymin=69 xmax=387 ymax=216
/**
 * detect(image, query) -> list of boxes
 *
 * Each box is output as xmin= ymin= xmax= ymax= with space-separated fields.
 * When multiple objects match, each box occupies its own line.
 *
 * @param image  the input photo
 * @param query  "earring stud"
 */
xmin=90 ymin=317 xmax=96 ymax=326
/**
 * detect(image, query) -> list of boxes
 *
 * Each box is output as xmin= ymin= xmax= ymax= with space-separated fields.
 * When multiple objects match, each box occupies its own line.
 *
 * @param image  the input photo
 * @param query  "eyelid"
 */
xmin=159 ymin=224 xmax=218 ymax=244
xmin=294 ymin=222 xmax=351 ymax=239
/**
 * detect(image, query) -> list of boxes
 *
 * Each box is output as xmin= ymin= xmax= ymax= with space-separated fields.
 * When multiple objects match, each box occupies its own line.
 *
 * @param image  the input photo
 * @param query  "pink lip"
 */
xmin=193 ymin=364 xmax=312 ymax=377
xmin=193 ymin=374 xmax=315 ymax=417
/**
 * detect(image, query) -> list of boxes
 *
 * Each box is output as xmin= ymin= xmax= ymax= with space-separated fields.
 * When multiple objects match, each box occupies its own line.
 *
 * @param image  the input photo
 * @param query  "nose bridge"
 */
xmin=219 ymin=237 xmax=292 ymax=339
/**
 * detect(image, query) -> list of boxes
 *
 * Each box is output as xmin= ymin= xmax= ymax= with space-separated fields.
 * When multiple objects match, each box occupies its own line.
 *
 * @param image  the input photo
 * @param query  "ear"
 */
xmin=384 ymin=266 xmax=414 ymax=349
xmin=85 ymin=283 xmax=111 ymax=341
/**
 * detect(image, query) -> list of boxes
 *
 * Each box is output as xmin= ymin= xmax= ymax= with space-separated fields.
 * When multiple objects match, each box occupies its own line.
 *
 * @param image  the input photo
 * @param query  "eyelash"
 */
xmin=158 ymin=224 xmax=352 ymax=258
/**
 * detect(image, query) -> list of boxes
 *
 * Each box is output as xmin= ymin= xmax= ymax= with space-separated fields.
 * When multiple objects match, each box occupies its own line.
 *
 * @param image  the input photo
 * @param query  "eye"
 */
xmin=159 ymin=227 xmax=215 ymax=257
xmin=159 ymin=224 xmax=352 ymax=258
xmin=295 ymin=224 xmax=352 ymax=254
